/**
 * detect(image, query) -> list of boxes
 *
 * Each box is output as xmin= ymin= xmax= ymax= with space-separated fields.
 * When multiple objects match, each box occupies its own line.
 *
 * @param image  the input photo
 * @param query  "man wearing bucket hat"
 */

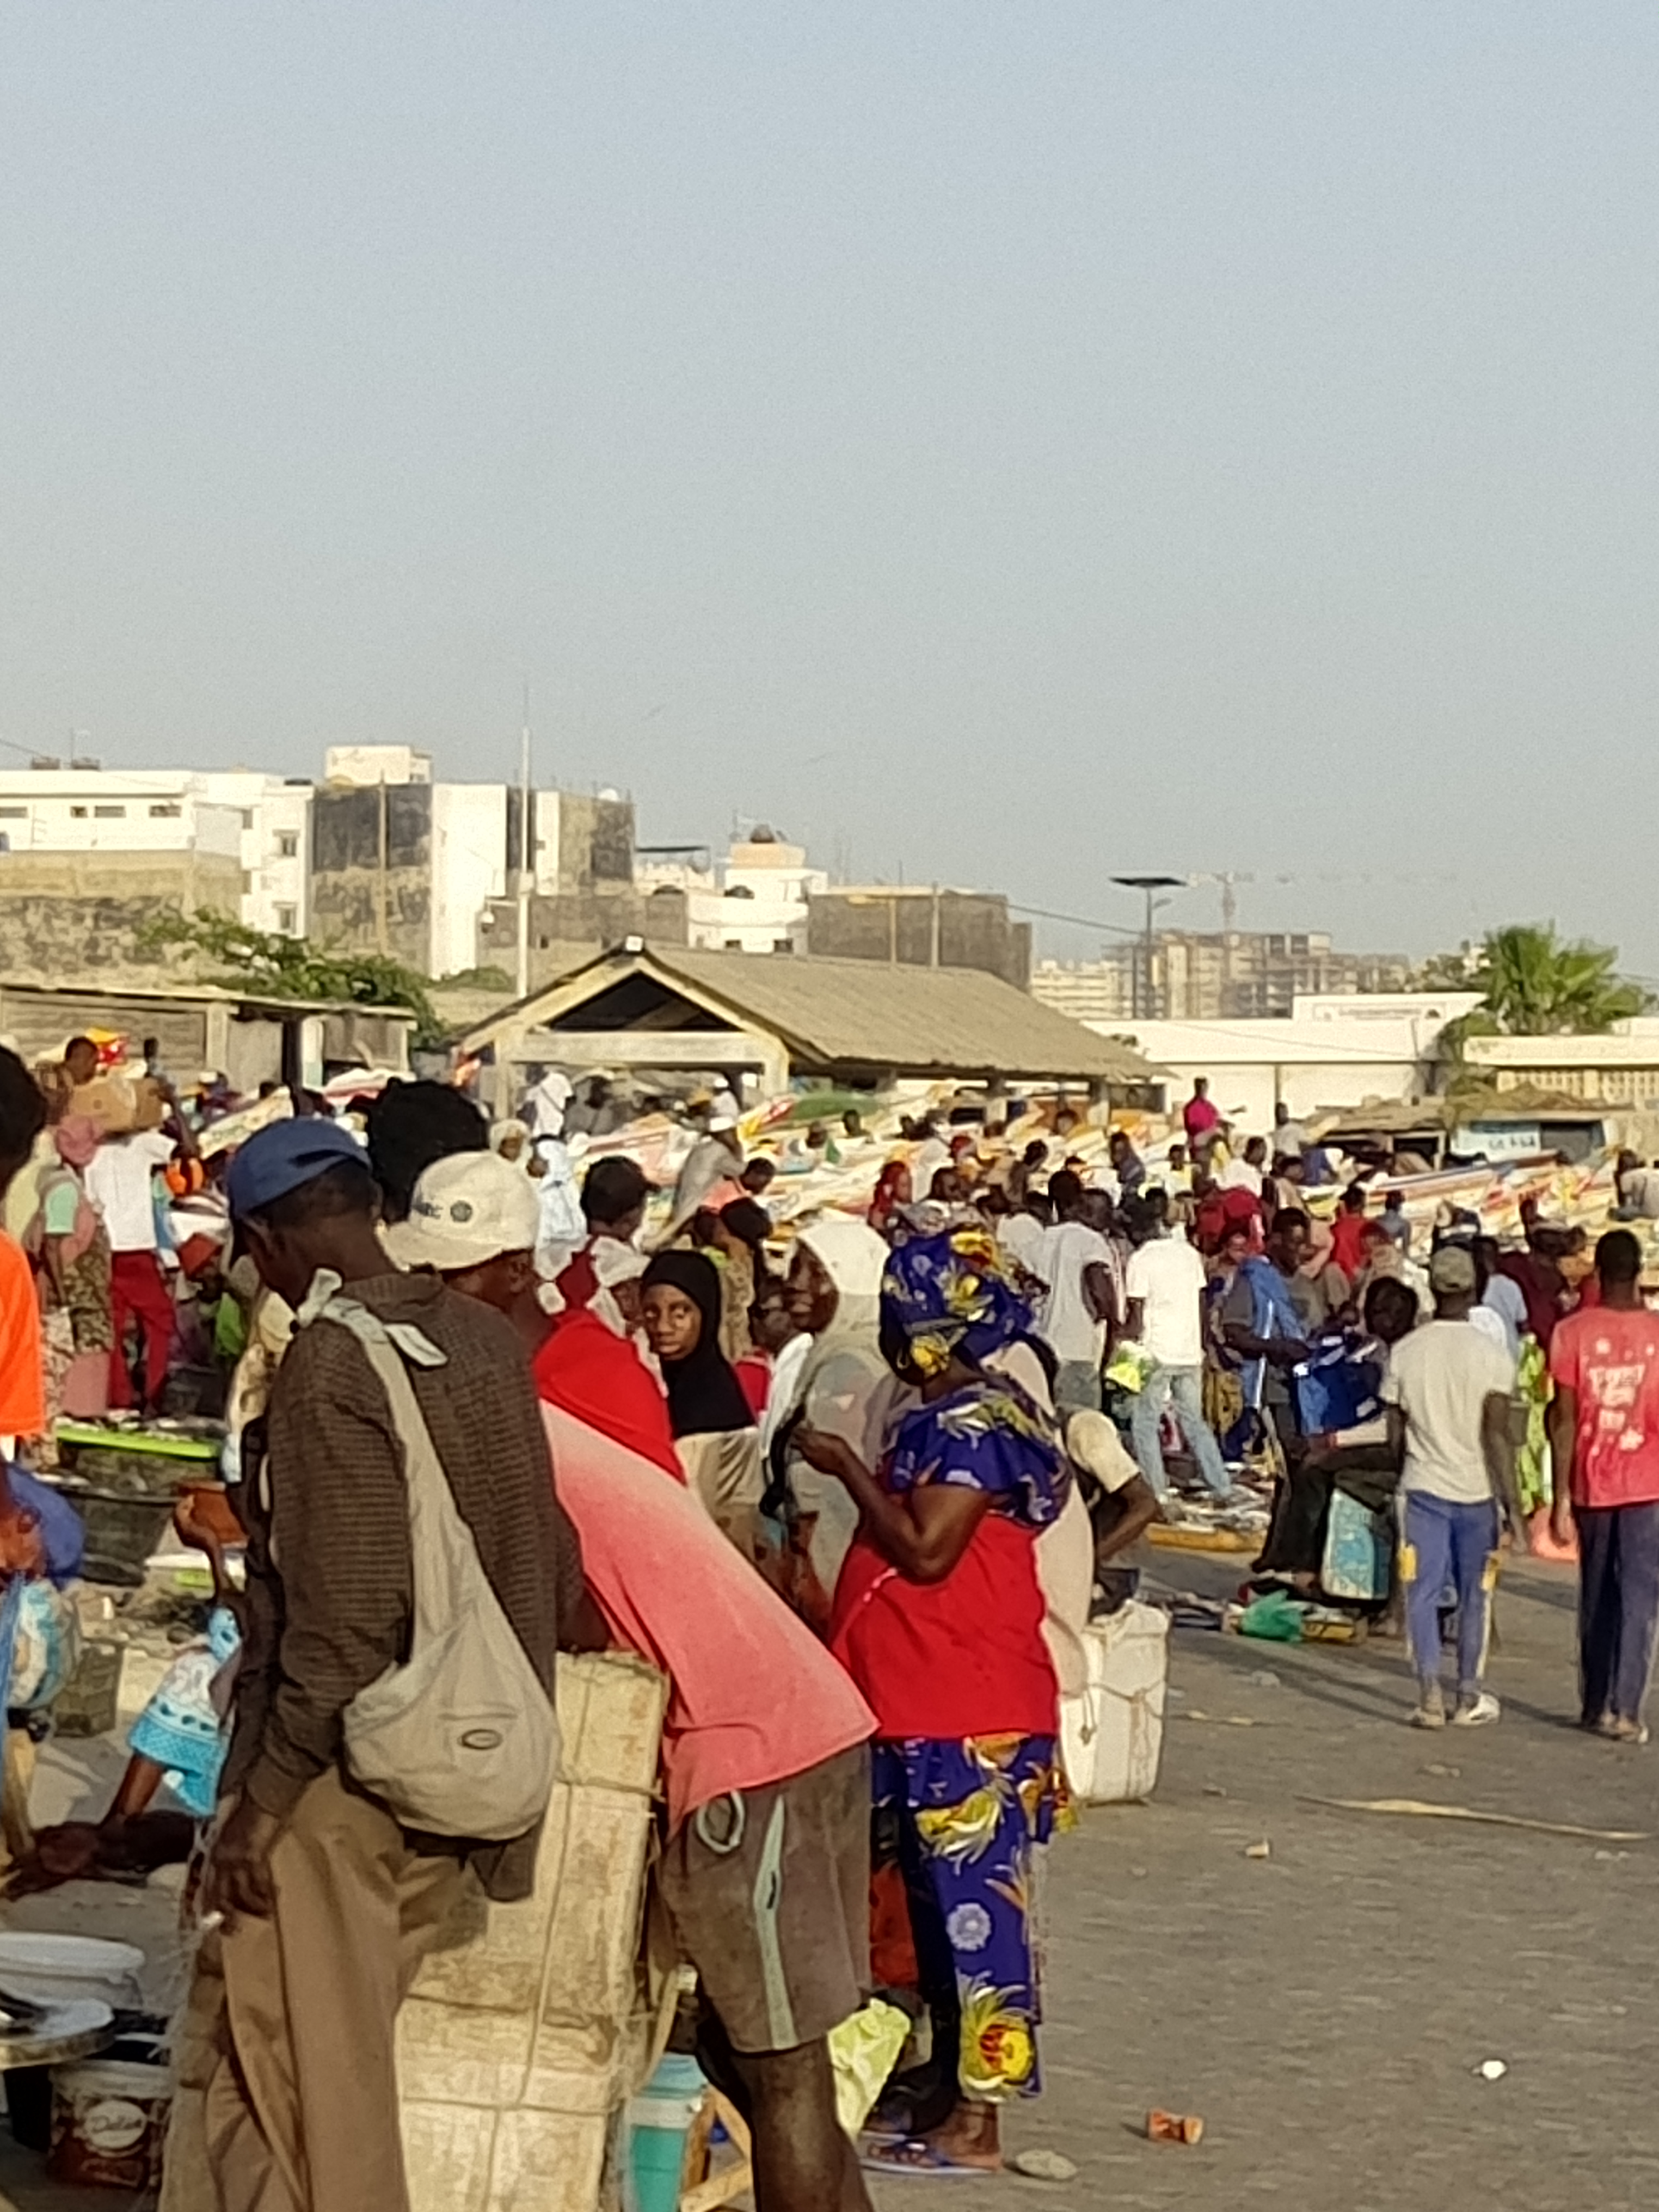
xmin=394 ymin=1148 xmax=880 ymax=2212
xmin=187 ymin=1120 xmax=599 ymax=2212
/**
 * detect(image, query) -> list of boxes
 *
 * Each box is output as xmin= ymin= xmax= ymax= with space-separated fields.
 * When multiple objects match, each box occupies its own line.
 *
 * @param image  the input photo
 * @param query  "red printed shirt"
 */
xmin=1550 ymin=1306 xmax=1659 ymax=1508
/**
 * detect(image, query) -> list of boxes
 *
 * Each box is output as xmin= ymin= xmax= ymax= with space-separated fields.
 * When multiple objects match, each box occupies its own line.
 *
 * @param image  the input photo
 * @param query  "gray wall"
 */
xmin=806 ymin=890 xmax=1032 ymax=988
xmin=309 ymin=781 xmax=434 ymax=971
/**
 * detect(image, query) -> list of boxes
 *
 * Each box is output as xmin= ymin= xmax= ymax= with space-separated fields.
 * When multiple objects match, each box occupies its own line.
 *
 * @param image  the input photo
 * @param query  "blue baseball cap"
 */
xmin=225 ymin=1117 xmax=367 ymax=1221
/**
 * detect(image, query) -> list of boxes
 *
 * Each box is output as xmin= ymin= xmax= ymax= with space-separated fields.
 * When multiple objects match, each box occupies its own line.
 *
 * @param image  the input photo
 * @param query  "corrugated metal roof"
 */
xmin=460 ymin=945 xmax=1156 ymax=1084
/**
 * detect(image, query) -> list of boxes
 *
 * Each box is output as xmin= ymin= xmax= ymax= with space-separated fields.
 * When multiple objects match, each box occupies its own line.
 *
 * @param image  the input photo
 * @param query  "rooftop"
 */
xmin=457 ymin=943 xmax=1153 ymax=1085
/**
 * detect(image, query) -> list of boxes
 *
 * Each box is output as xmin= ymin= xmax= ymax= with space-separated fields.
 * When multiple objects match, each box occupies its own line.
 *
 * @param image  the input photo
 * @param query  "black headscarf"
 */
xmin=641 ymin=1249 xmax=755 ymax=1438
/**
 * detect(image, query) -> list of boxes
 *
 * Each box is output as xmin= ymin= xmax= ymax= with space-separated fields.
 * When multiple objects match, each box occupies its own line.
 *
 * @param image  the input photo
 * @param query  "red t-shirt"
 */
xmin=1550 ymin=1306 xmax=1659 ymax=1508
xmin=1184 ymin=1097 xmax=1221 ymax=1142
xmin=532 ymin=1312 xmax=683 ymax=1483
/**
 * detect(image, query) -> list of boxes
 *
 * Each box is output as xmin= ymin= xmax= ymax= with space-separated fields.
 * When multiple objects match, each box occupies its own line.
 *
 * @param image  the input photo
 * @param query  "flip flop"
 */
xmin=859 ymin=2137 xmax=997 ymax=2178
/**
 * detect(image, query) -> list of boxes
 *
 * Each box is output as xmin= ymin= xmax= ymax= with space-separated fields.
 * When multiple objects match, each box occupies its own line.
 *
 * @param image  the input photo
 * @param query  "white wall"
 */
xmin=194 ymin=772 xmax=312 ymax=935
xmin=1101 ymin=1012 xmax=1431 ymax=1136
xmin=431 ymin=784 xmax=509 ymax=978
xmin=0 ymin=767 xmax=312 ymax=935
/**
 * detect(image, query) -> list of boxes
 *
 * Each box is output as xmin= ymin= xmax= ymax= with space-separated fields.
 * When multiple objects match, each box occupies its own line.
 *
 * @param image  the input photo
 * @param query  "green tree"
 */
xmin=1427 ymin=923 xmax=1652 ymax=1092
xmin=1471 ymin=923 xmax=1650 ymax=1035
xmin=139 ymin=909 xmax=442 ymax=1046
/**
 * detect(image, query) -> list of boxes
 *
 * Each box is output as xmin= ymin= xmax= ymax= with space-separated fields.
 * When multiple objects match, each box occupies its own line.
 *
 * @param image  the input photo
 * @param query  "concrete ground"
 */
xmin=2 ymin=1554 xmax=1653 ymax=2210
xmin=870 ymin=1550 xmax=1659 ymax=2212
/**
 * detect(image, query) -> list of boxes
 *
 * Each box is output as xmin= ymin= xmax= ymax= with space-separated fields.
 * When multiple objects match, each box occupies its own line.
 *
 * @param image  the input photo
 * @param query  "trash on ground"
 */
xmin=1244 ymin=1840 xmax=1271 ymax=1859
xmin=1147 ymin=2109 xmax=1205 ymax=2145
xmin=1478 ymin=2059 xmax=1508 ymax=2081
xmin=1013 ymin=2147 xmax=1079 ymax=2181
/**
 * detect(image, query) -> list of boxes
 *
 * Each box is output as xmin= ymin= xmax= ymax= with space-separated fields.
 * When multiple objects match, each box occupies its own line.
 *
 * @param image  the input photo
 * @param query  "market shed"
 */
xmin=0 ymin=976 xmax=414 ymax=1093
xmin=454 ymin=943 xmax=1156 ymax=1109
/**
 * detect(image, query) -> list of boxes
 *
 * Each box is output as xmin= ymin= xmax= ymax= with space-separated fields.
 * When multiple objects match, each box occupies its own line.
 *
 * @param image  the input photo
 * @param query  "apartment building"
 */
xmin=0 ymin=766 xmax=312 ymax=936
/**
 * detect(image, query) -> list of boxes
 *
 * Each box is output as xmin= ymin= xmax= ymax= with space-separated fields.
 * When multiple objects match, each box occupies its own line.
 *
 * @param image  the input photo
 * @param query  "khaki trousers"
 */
xmin=163 ymin=1767 xmax=467 ymax=2212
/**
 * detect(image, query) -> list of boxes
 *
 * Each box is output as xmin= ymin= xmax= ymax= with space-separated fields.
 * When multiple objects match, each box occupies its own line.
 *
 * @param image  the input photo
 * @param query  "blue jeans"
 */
xmin=1130 ymin=1365 xmax=1230 ymax=1498
xmin=1400 ymin=1491 xmax=1501 ymax=1695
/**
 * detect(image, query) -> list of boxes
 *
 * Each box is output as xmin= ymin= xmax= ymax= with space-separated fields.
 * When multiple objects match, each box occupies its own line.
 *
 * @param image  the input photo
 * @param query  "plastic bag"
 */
xmin=828 ymin=1999 xmax=912 ymax=2136
xmin=1105 ymin=1340 xmax=1154 ymax=1396
xmin=1237 ymin=1589 xmax=1308 ymax=1643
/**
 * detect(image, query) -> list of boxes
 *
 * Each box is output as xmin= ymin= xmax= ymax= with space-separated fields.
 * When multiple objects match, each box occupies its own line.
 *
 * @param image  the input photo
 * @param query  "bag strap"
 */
xmin=296 ymin=1275 xmax=470 ymax=1639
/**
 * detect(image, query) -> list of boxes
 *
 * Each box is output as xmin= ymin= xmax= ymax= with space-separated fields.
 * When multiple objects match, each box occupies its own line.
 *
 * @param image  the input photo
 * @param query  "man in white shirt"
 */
xmin=1219 ymin=1136 xmax=1268 ymax=1196
xmin=1123 ymin=1200 xmax=1233 ymax=1501
xmin=1383 ymin=1244 xmax=1523 ymax=1731
xmin=1273 ymin=1102 xmax=1309 ymax=1159
xmin=85 ymin=1109 xmax=194 ymax=1413
xmin=1035 ymin=1170 xmax=1117 ymax=1415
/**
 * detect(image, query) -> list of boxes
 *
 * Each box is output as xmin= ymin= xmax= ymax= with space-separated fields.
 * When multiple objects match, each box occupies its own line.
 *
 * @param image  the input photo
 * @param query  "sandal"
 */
xmin=859 ymin=2137 xmax=998 ymax=2177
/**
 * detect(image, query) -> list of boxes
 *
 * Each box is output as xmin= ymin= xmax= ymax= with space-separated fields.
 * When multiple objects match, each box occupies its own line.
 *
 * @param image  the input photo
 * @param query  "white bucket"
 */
xmin=1060 ymin=1600 xmax=1170 ymax=1804
xmin=48 ymin=2056 xmax=171 ymax=2191
xmin=0 ymin=1934 xmax=145 ymax=2012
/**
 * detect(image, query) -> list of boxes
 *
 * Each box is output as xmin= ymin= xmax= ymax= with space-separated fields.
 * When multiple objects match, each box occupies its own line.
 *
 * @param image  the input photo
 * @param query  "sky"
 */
xmin=3 ymin=4 xmax=1657 ymax=975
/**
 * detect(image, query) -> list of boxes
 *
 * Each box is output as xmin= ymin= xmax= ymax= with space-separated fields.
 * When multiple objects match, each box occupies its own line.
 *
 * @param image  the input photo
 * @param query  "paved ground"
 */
xmin=870 ymin=1549 xmax=1659 ymax=2211
xmin=3 ymin=1552 xmax=1655 ymax=2208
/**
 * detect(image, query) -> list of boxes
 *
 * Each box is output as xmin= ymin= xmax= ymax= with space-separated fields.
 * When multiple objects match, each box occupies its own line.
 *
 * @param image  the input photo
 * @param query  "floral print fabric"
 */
xmin=880 ymin=1226 xmax=1035 ymax=1380
xmin=874 ymin=1732 xmax=1061 ymax=2102
xmin=887 ymin=1375 xmax=1067 ymax=1532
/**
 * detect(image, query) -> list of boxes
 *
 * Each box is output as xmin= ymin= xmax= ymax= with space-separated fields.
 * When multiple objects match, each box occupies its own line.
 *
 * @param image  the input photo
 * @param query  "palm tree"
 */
xmin=1430 ymin=925 xmax=1650 ymax=1091
xmin=1476 ymin=923 xmax=1650 ymax=1035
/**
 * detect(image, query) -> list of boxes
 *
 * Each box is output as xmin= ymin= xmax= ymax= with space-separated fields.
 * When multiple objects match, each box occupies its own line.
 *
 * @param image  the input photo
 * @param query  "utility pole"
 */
xmin=930 ymin=884 xmax=941 ymax=968
xmin=515 ymin=681 xmax=532 ymax=1000
xmin=376 ymin=772 xmax=389 ymax=958
xmin=1111 ymin=875 xmax=1185 ymax=1019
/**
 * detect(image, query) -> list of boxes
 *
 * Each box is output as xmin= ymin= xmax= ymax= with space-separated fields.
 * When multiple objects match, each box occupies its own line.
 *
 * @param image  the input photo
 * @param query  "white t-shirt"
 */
xmin=1382 ymin=1319 xmax=1514 ymax=1504
xmin=1036 ymin=1221 xmax=1112 ymax=1365
xmin=998 ymin=1211 xmax=1046 ymax=1275
xmin=1125 ymin=1234 xmax=1207 ymax=1369
xmin=85 ymin=1130 xmax=176 ymax=1254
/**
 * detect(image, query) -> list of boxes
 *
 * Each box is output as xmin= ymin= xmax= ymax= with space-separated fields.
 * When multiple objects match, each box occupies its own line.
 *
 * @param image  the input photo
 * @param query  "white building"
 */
xmin=1099 ymin=991 xmax=1484 ymax=1134
xmin=636 ymin=826 xmax=828 ymax=955
xmin=0 ymin=766 xmax=312 ymax=935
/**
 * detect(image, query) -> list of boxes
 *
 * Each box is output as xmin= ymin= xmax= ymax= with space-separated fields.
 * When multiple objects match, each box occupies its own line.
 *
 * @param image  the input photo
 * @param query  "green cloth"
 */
xmin=40 ymin=1179 xmax=79 ymax=1238
xmin=213 ymin=1295 xmax=249 ymax=1363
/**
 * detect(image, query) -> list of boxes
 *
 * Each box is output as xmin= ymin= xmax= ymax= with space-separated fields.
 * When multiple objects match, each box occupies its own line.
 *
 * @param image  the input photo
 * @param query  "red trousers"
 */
xmin=108 ymin=1250 xmax=175 ymax=1412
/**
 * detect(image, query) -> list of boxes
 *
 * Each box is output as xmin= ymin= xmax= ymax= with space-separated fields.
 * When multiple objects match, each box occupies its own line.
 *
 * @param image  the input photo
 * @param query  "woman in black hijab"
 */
xmin=641 ymin=1250 xmax=766 ymax=1560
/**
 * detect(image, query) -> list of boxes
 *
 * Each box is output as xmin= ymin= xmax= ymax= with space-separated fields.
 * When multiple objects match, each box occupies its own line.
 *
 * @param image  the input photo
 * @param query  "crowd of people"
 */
xmin=0 ymin=1042 xmax=1654 ymax=2204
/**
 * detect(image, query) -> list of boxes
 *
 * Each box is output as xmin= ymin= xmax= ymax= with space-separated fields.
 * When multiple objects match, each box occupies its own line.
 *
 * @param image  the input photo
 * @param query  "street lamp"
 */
xmin=1111 ymin=875 xmax=1187 ymax=1019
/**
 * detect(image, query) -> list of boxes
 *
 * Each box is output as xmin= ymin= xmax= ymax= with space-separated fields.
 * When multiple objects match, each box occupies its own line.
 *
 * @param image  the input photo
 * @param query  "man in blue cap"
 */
xmin=187 ymin=1118 xmax=599 ymax=2210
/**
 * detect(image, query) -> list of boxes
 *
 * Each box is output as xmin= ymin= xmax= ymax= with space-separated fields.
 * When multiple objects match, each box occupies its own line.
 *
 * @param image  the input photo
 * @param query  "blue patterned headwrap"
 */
xmin=880 ymin=1227 xmax=1035 ymax=1380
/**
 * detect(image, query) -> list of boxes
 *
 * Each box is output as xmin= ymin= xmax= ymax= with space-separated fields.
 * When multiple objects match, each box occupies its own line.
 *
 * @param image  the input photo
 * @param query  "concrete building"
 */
xmin=310 ymin=747 xmax=663 ymax=980
xmin=1101 ymin=991 xmax=1483 ymax=1135
xmin=806 ymin=886 xmax=1032 ymax=988
xmin=0 ymin=766 xmax=312 ymax=936
xmin=1461 ymin=1023 xmax=1659 ymax=1109
xmin=1034 ymin=931 xmax=1414 ymax=1023
xmin=635 ymin=826 xmax=828 ymax=955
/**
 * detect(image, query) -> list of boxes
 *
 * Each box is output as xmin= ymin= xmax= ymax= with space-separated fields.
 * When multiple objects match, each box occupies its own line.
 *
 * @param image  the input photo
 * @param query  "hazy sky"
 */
xmin=4 ymin=5 xmax=1656 ymax=973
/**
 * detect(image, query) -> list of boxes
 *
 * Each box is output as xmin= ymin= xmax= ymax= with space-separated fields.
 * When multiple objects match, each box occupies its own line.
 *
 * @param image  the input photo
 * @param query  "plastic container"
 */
xmin=0 ymin=1936 xmax=145 ymax=2013
xmin=59 ymin=1489 xmax=177 ymax=1587
xmin=52 ymin=1638 xmax=126 ymax=1738
xmin=625 ymin=2053 xmax=706 ymax=2212
xmin=48 ymin=2055 xmax=171 ymax=2190
xmin=1059 ymin=1600 xmax=1170 ymax=1803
